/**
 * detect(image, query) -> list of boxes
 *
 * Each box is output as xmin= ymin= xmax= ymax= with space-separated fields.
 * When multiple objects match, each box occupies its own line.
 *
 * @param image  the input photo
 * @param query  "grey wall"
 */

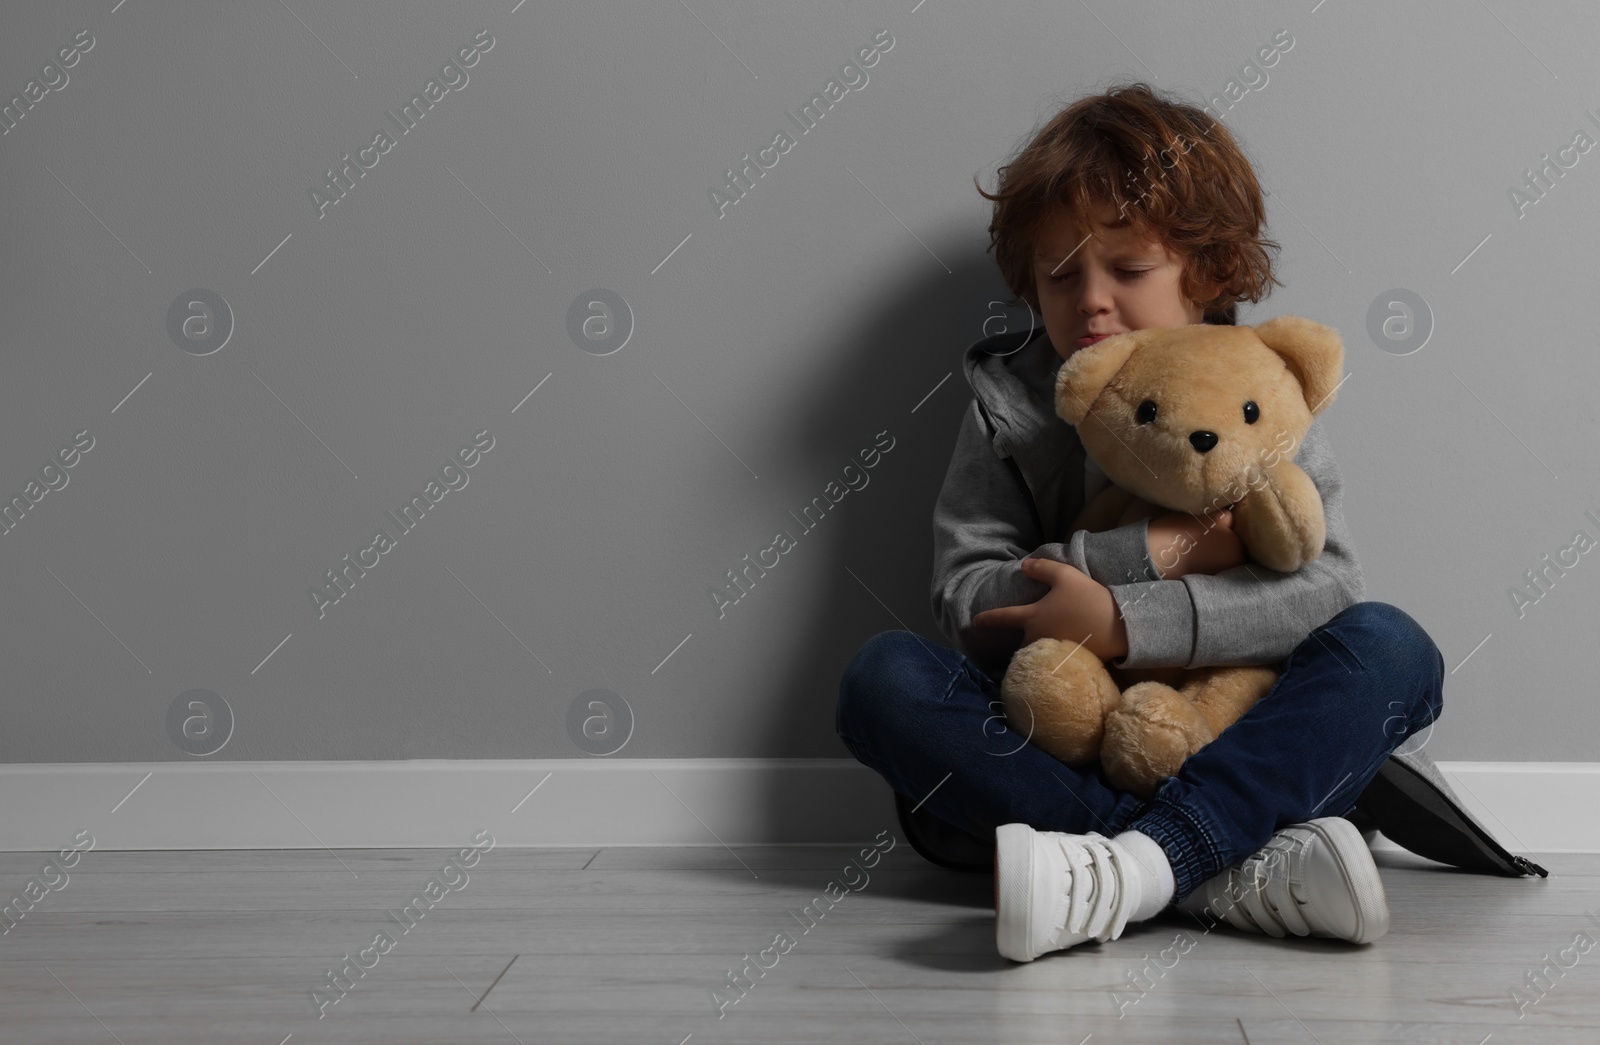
xmin=1 ymin=0 xmax=1595 ymax=764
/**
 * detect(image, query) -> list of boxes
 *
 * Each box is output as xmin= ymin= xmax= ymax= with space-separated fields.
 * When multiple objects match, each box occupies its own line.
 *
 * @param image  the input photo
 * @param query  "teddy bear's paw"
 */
xmin=998 ymin=639 xmax=1120 ymax=764
xmin=1100 ymin=683 xmax=1218 ymax=798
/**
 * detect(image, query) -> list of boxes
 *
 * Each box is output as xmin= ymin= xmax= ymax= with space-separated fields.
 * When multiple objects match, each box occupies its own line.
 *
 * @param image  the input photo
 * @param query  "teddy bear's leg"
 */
xmin=999 ymin=638 xmax=1121 ymax=765
xmin=1100 ymin=681 xmax=1205 ymax=798
xmin=1187 ymin=665 xmax=1279 ymax=739
xmin=1100 ymin=667 xmax=1280 ymax=798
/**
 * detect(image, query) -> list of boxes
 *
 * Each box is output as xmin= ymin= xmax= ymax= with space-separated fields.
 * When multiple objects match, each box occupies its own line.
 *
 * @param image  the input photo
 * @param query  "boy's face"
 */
xmin=1031 ymin=202 xmax=1210 ymax=363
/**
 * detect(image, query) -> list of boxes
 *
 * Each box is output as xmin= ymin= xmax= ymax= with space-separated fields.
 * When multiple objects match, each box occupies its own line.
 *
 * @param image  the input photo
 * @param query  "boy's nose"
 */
xmin=1189 ymin=431 xmax=1218 ymax=453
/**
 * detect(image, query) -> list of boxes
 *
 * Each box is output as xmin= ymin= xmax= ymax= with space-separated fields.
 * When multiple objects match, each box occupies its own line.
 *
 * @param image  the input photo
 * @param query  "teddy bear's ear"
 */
xmin=1250 ymin=315 xmax=1345 ymax=416
xmin=1056 ymin=331 xmax=1145 ymax=426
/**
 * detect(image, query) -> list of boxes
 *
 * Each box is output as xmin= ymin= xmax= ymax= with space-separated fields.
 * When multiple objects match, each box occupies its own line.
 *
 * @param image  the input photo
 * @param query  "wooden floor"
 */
xmin=1 ymin=842 xmax=1597 ymax=1043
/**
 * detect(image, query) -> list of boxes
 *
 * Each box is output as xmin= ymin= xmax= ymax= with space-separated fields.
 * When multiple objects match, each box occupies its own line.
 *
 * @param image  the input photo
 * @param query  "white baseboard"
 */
xmin=0 ymin=759 xmax=1593 ymax=853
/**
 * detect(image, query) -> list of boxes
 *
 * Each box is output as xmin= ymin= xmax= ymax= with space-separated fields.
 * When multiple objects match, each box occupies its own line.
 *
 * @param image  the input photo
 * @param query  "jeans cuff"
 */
xmin=1125 ymin=795 xmax=1218 ymax=901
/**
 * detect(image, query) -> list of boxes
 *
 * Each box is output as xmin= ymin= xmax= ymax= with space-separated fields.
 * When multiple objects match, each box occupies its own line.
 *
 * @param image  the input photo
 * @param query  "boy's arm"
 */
xmin=930 ymin=398 xmax=1160 ymax=673
xmin=1106 ymin=416 xmax=1366 ymax=668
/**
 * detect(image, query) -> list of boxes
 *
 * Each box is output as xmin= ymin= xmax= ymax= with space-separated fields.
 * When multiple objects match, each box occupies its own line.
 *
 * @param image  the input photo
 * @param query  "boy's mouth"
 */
xmin=1076 ymin=333 xmax=1114 ymax=349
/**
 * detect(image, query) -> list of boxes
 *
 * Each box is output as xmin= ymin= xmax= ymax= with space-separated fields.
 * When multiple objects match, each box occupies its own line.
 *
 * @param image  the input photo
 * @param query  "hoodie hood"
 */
xmin=958 ymin=324 xmax=1098 ymax=543
xmin=960 ymin=324 xmax=1067 ymax=460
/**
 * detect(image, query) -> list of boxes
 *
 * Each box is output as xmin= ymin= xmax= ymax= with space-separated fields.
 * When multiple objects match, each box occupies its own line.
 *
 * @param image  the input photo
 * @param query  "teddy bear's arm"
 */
xmin=1230 ymin=458 xmax=1326 ymax=573
xmin=1171 ymin=416 xmax=1365 ymax=669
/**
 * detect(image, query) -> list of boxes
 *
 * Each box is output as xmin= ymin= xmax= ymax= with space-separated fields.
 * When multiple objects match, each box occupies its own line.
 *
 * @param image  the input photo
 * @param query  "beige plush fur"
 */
xmin=999 ymin=315 xmax=1345 ymax=797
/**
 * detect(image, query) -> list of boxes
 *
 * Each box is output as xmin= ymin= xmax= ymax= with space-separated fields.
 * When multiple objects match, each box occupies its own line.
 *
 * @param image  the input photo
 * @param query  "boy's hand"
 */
xmin=1147 ymin=507 xmax=1247 ymax=578
xmin=971 ymin=558 xmax=1128 ymax=662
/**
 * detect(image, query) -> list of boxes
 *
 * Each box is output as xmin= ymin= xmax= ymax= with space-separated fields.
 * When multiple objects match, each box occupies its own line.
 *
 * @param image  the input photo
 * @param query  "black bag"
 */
xmin=1346 ymin=744 xmax=1547 ymax=878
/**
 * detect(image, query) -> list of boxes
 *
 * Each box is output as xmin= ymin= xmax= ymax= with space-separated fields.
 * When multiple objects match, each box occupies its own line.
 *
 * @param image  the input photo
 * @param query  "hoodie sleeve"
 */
xmin=1070 ymin=519 xmax=1164 ymax=586
xmin=930 ymin=397 xmax=1138 ymax=673
xmin=1107 ymin=416 xmax=1366 ymax=668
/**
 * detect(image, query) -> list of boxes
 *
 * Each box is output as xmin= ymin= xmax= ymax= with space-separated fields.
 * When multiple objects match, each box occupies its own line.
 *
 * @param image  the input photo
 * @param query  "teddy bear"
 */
xmin=998 ymin=315 xmax=1345 ymax=797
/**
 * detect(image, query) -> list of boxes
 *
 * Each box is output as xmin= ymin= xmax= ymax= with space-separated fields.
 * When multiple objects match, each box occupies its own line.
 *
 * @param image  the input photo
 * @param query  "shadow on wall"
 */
xmin=745 ymin=233 xmax=1031 ymax=765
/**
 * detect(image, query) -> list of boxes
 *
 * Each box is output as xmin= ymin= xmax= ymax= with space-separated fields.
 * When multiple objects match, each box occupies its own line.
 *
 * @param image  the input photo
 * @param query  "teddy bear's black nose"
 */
xmin=1189 ymin=430 xmax=1218 ymax=453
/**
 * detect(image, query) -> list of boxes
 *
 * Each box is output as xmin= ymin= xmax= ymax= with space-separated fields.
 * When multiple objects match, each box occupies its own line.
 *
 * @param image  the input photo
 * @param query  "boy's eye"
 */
xmin=1135 ymin=400 xmax=1158 ymax=424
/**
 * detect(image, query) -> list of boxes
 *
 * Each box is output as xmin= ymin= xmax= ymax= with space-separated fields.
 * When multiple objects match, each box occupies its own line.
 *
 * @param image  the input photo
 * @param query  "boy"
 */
xmin=835 ymin=83 xmax=1446 ymax=961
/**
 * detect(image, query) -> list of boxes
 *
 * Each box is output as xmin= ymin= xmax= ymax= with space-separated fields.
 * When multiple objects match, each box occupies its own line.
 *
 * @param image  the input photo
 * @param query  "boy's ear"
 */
xmin=1056 ymin=331 xmax=1144 ymax=426
xmin=1250 ymin=315 xmax=1345 ymax=416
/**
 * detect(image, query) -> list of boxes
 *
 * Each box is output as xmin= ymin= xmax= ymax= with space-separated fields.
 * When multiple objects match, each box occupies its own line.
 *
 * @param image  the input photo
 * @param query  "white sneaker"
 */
xmin=1186 ymin=817 xmax=1390 ymax=944
xmin=994 ymin=823 xmax=1142 ymax=962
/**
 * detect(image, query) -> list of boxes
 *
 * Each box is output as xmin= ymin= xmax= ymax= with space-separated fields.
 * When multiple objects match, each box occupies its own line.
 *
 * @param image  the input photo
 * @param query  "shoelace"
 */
xmin=1052 ymin=833 xmax=1133 ymax=943
xmin=1211 ymin=840 xmax=1311 ymax=938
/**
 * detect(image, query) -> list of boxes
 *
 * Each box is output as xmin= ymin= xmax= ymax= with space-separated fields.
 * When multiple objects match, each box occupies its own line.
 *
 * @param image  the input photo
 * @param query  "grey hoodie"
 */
xmin=929 ymin=322 xmax=1365 ymax=682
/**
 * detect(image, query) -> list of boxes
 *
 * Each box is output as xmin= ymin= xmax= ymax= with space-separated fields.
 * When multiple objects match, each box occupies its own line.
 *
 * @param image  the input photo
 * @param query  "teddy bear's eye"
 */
xmin=1135 ymin=400 xmax=1158 ymax=424
xmin=1243 ymin=400 xmax=1259 ymax=424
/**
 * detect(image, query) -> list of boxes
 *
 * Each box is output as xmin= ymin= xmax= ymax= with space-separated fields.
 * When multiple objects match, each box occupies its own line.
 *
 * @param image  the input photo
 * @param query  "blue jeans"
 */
xmin=835 ymin=601 xmax=1444 ymax=900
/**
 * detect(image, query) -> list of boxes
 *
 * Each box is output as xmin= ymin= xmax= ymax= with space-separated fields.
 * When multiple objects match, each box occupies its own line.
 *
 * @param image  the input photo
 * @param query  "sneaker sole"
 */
xmin=995 ymin=823 xmax=1040 ymax=962
xmin=1304 ymin=816 xmax=1391 ymax=944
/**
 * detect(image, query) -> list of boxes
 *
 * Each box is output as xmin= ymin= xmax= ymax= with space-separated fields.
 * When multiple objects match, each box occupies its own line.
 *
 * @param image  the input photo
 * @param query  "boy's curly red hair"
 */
xmin=976 ymin=81 xmax=1282 ymax=324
